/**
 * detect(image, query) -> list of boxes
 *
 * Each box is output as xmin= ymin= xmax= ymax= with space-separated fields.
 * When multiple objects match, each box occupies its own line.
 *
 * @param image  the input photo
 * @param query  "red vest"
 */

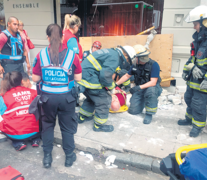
xmin=63 ymin=29 xmax=83 ymax=60
xmin=0 ymin=86 xmax=39 ymax=135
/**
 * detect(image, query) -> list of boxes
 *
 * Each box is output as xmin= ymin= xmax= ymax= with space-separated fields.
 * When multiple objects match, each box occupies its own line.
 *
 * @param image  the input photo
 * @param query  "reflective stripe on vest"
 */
xmin=187 ymin=81 xmax=207 ymax=93
xmin=61 ymin=48 xmax=75 ymax=72
xmin=40 ymin=47 xmax=75 ymax=93
xmin=41 ymin=81 xmax=75 ymax=94
xmin=4 ymin=105 xmax=30 ymax=115
xmin=78 ymin=79 xmax=102 ymax=89
xmin=0 ymin=30 xmax=23 ymax=60
xmin=87 ymin=54 xmax=102 ymax=71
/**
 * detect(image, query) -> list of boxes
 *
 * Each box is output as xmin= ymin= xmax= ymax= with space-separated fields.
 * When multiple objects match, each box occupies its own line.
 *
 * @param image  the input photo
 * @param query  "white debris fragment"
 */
xmin=147 ymin=138 xmax=164 ymax=146
xmin=106 ymin=164 xmax=118 ymax=169
xmin=79 ymin=151 xmax=85 ymax=156
xmin=57 ymin=144 xmax=61 ymax=148
xmin=177 ymin=134 xmax=187 ymax=141
xmin=105 ymin=155 xmax=116 ymax=166
xmin=94 ymin=165 xmax=104 ymax=170
xmin=79 ymin=151 xmax=94 ymax=163
xmin=85 ymin=154 xmax=94 ymax=161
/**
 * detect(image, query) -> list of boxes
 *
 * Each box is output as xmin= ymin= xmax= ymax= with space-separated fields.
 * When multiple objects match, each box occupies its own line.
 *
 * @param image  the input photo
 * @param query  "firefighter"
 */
xmin=178 ymin=5 xmax=207 ymax=137
xmin=82 ymin=41 xmax=102 ymax=61
xmin=62 ymin=14 xmax=83 ymax=61
xmin=32 ymin=24 xmax=82 ymax=168
xmin=77 ymin=46 xmax=136 ymax=132
xmin=0 ymin=16 xmax=31 ymax=78
xmin=116 ymin=45 xmax=162 ymax=124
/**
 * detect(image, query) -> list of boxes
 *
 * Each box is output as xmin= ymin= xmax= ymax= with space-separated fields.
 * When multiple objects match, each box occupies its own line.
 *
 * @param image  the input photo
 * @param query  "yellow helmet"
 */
xmin=133 ymin=44 xmax=150 ymax=57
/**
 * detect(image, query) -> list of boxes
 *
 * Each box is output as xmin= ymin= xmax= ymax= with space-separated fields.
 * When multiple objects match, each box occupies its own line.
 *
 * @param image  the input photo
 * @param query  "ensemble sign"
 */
xmin=12 ymin=3 xmax=39 ymax=9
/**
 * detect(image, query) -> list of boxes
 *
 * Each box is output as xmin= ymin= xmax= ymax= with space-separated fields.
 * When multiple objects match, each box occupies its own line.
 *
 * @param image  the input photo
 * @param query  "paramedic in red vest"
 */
xmin=0 ymin=71 xmax=40 ymax=151
xmin=32 ymin=24 xmax=82 ymax=169
xmin=62 ymin=14 xmax=83 ymax=61
xmin=0 ymin=16 xmax=31 ymax=78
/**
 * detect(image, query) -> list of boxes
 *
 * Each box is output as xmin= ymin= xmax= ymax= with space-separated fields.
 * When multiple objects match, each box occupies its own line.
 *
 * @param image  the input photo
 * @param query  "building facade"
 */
xmin=1 ymin=0 xmax=207 ymax=90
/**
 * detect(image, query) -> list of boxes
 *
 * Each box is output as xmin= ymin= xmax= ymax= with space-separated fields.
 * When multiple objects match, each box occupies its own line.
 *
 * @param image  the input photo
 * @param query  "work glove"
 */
xmin=129 ymin=85 xmax=141 ymax=94
xmin=200 ymin=79 xmax=207 ymax=90
xmin=182 ymin=72 xmax=188 ymax=81
xmin=185 ymin=63 xmax=194 ymax=71
xmin=192 ymin=66 xmax=203 ymax=80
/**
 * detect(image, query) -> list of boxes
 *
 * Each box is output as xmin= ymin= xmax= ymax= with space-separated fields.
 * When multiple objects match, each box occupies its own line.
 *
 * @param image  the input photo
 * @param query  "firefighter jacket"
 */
xmin=78 ymin=48 xmax=121 ymax=90
xmin=183 ymin=29 xmax=207 ymax=93
xmin=0 ymin=86 xmax=39 ymax=137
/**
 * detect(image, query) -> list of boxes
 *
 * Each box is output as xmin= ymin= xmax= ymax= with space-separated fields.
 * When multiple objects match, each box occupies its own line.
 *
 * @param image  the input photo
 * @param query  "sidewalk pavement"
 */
xmin=54 ymin=93 xmax=207 ymax=174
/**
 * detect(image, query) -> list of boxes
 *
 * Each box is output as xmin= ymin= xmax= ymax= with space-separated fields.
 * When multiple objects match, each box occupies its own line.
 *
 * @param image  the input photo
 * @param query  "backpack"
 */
xmin=0 ymin=166 xmax=24 ymax=180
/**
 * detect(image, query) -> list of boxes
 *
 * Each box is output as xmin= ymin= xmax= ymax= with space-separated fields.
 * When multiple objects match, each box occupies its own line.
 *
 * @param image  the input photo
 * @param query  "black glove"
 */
xmin=129 ymin=86 xmax=141 ymax=94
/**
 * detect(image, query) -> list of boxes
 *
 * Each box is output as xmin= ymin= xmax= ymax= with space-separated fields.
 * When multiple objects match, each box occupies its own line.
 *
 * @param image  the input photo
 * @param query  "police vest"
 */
xmin=0 ymin=30 xmax=24 ymax=64
xmin=40 ymin=47 xmax=75 ymax=94
xmin=133 ymin=59 xmax=161 ymax=86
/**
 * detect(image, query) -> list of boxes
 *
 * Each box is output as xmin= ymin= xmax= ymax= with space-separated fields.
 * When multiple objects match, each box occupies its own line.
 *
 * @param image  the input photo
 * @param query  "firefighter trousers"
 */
xmin=184 ymin=85 xmax=207 ymax=129
xmin=79 ymin=88 xmax=112 ymax=125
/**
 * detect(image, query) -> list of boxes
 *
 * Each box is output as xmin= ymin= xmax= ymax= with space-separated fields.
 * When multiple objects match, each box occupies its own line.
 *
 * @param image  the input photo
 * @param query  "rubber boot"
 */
xmin=143 ymin=114 xmax=152 ymax=124
xmin=65 ymin=152 xmax=77 ymax=167
xmin=93 ymin=124 xmax=114 ymax=132
xmin=77 ymin=114 xmax=93 ymax=124
xmin=178 ymin=118 xmax=192 ymax=126
xmin=189 ymin=126 xmax=202 ymax=138
xmin=43 ymin=152 xmax=52 ymax=168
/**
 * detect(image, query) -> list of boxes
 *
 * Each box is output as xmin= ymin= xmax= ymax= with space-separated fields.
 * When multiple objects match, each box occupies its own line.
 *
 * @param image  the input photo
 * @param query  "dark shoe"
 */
xmin=178 ymin=119 xmax=192 ymax=126
xmin=32 ymin=140 xmax=40 ymax=147
xmin=143 ymin=114 xmax=152 ymax=124
xmin=189 ymin=126 xmax=202 ymax=138
xmin=93 ymin=124 xmax=114 ymax=132
xmin=65 ymin=152 xmax=77 ymax=167
xmin=77 ymin=114 xmax=93 ymax=124
xmin=43 ymin=152 xmax=52 ymax=168
xmin=15 ymin=143 xmax=27 ymax=151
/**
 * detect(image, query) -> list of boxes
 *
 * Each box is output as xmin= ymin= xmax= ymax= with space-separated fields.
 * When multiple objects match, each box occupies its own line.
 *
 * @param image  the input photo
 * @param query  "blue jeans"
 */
xmin=128 ymin=84 xmax=162 ymax=115
xmin=12 ymin=136 xmax=40 ymax=148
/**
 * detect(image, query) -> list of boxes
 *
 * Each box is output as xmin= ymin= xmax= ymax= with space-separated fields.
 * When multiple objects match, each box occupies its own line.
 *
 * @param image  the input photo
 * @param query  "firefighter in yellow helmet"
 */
xmin=116 ymin=44 xmax=162 ymax=124
xmin=178 ymin=5 xmax=207 ymax=137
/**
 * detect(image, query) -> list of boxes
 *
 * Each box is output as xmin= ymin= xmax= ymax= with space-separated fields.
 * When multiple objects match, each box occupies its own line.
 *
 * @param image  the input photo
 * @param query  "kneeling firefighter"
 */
xmin=178 ymin=5 xmax=207 ymax=137
xmin=32 ymin=24 xmax=82 ymax=168
xmin=116 ymin=45 xmax=162 ymax=124
xmin=77 ymin=46 xmax=136 ymax=132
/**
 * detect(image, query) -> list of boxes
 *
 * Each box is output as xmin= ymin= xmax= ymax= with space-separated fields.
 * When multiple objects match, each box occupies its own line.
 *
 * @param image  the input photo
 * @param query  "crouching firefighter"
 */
xmin=32 ymin=24 xmax=82 ymax=168
xmin=116 ymin=44 xmax=162 ymax=124
xmin=178 ymin=5 xmax=207 ymax=137
xmin=0 ymin=16 xmax=30 ymax=78
xmin=77 ymin=46 xmax=136 ymax=132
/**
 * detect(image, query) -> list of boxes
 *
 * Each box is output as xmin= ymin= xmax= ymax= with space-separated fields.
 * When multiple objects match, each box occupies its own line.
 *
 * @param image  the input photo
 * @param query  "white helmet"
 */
xmin=185 ymin=5 xmax=207 ymax=23
xmin=116 ymin=45 xmax=136 ymax=65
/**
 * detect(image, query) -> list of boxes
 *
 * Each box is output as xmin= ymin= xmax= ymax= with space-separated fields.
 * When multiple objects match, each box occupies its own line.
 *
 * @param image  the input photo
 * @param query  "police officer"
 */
xmin=77 ymin=46 xmax=136 ymax=132
xmin=178 ymin=5 xmax=207 ymax=137
xmin=116 ymin=45 xmax=162 ymax=124
xmin=32 ymin=24 xmax=82 ymax=168
xmin=82 ymin=41 xmax=102 ymax=61
xmin=0 ymin=16 xmax=30 ymax=78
